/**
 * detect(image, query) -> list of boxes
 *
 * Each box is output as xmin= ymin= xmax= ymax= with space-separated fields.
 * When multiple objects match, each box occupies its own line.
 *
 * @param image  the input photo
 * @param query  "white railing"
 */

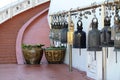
xmin=0 ymin=0 xmax=50 ymax=24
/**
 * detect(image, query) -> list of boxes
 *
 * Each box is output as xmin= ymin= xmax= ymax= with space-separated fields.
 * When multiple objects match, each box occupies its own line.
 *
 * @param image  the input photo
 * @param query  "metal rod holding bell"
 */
xmin=101 ymin=4 xmax=107 ymax=80
xmin=67 ymin=11 xmax=74 ymax=72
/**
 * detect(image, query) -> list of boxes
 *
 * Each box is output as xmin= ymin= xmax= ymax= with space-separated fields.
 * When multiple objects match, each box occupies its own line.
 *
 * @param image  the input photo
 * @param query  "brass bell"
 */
xmin=101 ymin=16 xmax=114 ymax=47
xmin=73 ymin=20 xmax=86 ymax=48
xmin=87 ymin=17 xmax=102 ymax=51
xmin=67 ymin=20 xmax=74 ymax=45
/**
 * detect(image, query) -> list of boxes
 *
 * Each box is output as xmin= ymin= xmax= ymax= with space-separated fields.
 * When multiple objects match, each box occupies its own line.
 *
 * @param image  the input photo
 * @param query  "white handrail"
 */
xmin=0 ymin=0 xmax=50 ymax=24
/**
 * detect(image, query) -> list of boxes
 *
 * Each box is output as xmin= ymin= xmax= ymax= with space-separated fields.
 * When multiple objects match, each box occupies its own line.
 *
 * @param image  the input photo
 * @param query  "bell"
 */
xmin=111 ymin=7 xmax=120 ymax=63
xmin=49 ymin=29 xmax=54 ymax=39
xmin=111 ymin=14 xmax=120 ymax=40
xmin=50 ymin=24 xmax=60 ymax=41
xmin=101 ymin=16 xmax=114 ymax=47
xmin=73 ymin=20 xmax=86 ymax=48
xmin=113 ymin=15 xmax=120 ymax=51
xmin=67 ymin=20 xmax=74 ymax=44
xmin=114 ymin=31 xmax=120 ymax=51
xmin=60 ymin=21 xmax=68 ymax=43
xmin=50 ymin=16 xmax=56 ymax=39
xmin=87 ymin=17 xmax=102 ymax=51
xmin=51 ymin=21 xmax=54 ymax=29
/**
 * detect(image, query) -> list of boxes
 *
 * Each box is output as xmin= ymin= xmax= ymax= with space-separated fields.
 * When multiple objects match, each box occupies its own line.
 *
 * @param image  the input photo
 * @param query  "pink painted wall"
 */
xmin=23 ymin=11 xmax=50 ymax=48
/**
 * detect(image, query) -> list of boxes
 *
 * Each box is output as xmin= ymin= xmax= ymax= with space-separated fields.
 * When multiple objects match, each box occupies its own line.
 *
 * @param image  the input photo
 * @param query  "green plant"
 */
xmin=45 ymin=46 xmax=66 ymax=50
xmin=22 ymin=44 xmax=44 ymax=50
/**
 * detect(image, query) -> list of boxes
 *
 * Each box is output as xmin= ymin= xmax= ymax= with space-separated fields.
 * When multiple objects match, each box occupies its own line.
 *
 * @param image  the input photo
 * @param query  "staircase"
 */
xmin=0 ymin=1 xmax=50 ymax=64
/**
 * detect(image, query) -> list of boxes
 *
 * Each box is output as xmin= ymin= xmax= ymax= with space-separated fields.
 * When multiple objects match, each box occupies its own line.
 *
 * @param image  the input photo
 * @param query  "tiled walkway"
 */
xmin=0 ymin=64 xmax=93 ymax=80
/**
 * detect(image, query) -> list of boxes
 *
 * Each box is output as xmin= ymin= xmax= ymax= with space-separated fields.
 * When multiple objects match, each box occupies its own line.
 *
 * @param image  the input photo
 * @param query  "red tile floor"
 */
xmin=0 ymin=64 xmax=94 ymax=80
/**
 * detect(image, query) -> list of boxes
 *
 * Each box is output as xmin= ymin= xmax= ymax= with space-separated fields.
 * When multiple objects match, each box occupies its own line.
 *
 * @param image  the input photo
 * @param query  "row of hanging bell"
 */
xmin=49 ymin=16 xmax=68 ymax=43
xmin=76 ymin=16 xmax=114 ymax=51
xmin=50 ymin=14 xmax=120 ymax=49
xmin=87 ymin=6 xmax=120 ymax=50
xmin=51 ymin=15 xmax=68 ymax=29
xmin=73 ymin=16 xmax=113 ymax=50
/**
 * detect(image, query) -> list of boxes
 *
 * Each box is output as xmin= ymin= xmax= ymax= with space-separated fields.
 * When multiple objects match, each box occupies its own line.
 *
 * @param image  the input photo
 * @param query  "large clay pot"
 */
xmin=22 ymin=48 xmax=43 ymax=64
xmin=45 ymin=47 xmax=66 ymax=64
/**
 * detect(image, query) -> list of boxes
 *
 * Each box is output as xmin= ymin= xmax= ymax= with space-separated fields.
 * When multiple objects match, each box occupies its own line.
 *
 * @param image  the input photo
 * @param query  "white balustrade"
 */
xmin=0 ymin=0 xmax=50 ymax=24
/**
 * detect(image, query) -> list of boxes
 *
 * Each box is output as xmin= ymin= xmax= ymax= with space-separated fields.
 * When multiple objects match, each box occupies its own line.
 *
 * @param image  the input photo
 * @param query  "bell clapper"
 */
xmin=66 ymin=43 xmax=67 ymax=48
xmin=107 ymin=47 xmax=108 ymax=58
xmin=79 ymin=48 xmax=81 ymax=56
xmin=94 ymin=51 xmax=96 ymax=60
xmin=115 ymin=51 xmax=117 ymax=63
xmin=78 ymin=33 xmax=81 ymax=56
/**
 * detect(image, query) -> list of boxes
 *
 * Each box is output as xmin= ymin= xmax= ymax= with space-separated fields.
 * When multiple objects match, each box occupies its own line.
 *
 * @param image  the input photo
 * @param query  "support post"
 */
xmin=102 ymin=47 xmax=107 ymax=80
xmin=101 ymin=4 xmax=107 ymax=80
xmin=67 ymin=11 xmax=74 ymax=72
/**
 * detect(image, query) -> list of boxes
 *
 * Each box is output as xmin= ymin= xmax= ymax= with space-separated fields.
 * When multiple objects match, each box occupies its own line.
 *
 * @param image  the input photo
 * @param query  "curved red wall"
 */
xmin=16 ymin=8 xmax=50 ymax=64
xmin=0 ymin=1 xmax=50 ymax=64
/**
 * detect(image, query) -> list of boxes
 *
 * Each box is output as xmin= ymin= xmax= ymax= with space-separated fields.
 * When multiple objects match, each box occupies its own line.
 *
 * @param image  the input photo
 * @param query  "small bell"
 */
xmin=111 ymin=6 xmax=120 ymax=63
xmin=114 ymin=15 xmax=120 ymax=51
xmin=101 ymin=16 xmax=114 ymax=47
xmin=87 ymin=17 xmax=102 ymax=51
xmin=52 ymin=17 xmax=61 ymax=41
xmin=60 ymin=21 xmax=68 ymax=43
xmin=111 ymin=14 xmax=120 ymax=51
xmin=49 ymin=29 xmax=54 ymax=39
xmin=73 ymin=20 xmax=86 ymax=48
xmin=111 ymin=14 xmax=120 ymax=40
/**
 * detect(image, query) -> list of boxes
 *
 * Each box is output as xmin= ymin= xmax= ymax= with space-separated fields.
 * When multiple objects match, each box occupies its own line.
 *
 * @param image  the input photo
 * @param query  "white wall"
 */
xmin=48 ymin=0 xmax=120 ymax=80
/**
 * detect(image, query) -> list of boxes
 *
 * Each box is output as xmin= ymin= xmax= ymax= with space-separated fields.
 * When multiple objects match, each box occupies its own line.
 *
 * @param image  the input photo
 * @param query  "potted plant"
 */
xmin=22 ymin=44 xmax=44 ymax=64
xmin=44 ymin=46 xmax=66 ymax=64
